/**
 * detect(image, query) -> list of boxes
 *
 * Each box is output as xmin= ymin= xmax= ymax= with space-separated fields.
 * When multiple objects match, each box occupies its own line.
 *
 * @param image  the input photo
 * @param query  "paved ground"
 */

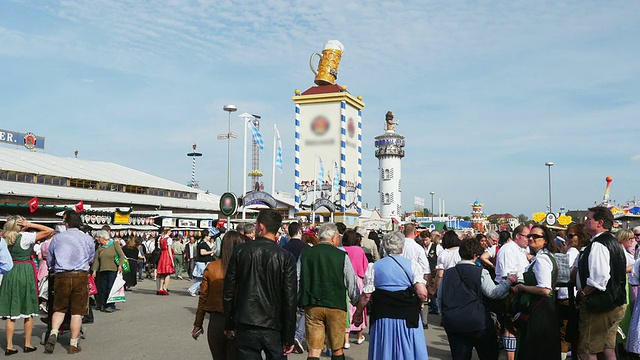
xmin=0 ymin=278 xmax=505 ymax=359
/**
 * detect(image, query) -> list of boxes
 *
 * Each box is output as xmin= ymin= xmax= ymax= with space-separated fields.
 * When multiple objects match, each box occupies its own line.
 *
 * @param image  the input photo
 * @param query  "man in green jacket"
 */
xmin=298 ymin=223 xmax=360 ymax=360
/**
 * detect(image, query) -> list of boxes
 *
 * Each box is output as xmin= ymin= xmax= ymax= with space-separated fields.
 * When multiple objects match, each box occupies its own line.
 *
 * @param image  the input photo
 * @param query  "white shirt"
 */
xmin=435 ymin=247 xmax=461 ymax=270
xmin=402 ymin=238 xmax=431 ymax=275
xmin=425 ymin=242 xmax=443 ymax=257
xmin=18 ymin=232 xmax=37 ymax=250
xmin=495 ymin=240 xmax=529 ymax=281
xmin=484 ymin=244 xmax=498 ymax=259
xmin=576 ymin=232 xmax=611 ymax=291
xmin=363 ymin=258 xmax=426 ymax=293
xmin=526 ymin=250 xmax=554 ymax=289
xmin=143 ymin=239 xmax=155 ymax=253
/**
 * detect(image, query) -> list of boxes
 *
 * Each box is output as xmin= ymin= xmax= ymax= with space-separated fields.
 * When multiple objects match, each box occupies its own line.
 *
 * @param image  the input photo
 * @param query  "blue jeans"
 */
xmin=295 ymin=308 xmax=305 ymax=340
xmin=188 ymin=277 xmax=203 ymax=295
xmin=137 ymin=260 xmax=145 ymax=280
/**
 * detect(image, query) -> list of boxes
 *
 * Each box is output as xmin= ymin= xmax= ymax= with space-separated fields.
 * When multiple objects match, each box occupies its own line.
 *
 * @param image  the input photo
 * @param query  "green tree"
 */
xmin=517 ymin=214 xmax=528 ymax=223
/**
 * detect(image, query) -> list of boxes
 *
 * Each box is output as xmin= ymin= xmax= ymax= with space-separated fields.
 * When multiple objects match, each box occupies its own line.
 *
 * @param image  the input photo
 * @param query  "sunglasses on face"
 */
xmin=527 ymin=234 xmax=545 ymax=240
xmin=565 ymin=233 xmax=576 ymax=239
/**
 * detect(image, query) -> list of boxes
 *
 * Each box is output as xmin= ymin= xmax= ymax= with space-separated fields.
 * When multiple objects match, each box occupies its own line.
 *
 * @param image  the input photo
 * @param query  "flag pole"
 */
xmin=272 ymin=124 xmax=276 ymax=195
xmin=330 ymin=157 xmax=335 ymax=223
xmin=312 ymin=156 xmax=317 ymax=225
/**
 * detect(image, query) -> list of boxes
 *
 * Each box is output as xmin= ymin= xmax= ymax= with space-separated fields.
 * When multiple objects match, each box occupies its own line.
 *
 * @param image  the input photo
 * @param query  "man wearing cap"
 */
xmin=45 ymin=210 xmax=95 ymax=354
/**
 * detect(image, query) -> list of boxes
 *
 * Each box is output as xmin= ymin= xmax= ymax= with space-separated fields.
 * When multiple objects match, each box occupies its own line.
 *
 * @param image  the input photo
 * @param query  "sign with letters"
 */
xmin=0 ymin=129 xmax=45 ymax=150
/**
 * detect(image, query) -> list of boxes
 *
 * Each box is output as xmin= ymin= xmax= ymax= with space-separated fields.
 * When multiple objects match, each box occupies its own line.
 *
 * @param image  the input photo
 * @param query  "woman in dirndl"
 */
xmin=0 ymin=216 xmax=54 ymax=355
xmin=352 ymin=231 xmax=429 ymax=360
xmin=512 ymin=224 xmax=561 ymax=360
xmin=155 ymin=228 xmax=175 ymax=295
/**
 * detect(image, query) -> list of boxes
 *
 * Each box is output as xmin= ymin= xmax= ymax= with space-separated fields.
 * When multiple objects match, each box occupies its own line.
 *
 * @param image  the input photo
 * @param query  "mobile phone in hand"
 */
xmin=192 ymin=328 xmax=203 ymax=340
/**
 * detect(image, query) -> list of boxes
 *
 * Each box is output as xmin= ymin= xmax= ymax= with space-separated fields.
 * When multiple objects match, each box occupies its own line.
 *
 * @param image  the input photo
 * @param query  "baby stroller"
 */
xmin=39 ymin=273 xmax=87 ymax=345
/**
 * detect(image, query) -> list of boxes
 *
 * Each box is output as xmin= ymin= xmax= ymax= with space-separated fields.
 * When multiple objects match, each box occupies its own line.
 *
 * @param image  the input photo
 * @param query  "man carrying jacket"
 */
xmin=223 ymin=209 xmax=297 ymax=359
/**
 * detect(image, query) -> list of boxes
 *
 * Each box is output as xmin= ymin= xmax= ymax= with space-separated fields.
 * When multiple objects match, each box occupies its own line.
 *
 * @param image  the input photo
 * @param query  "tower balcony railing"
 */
xmin=375 ymin=147 xmax=405 ymax=157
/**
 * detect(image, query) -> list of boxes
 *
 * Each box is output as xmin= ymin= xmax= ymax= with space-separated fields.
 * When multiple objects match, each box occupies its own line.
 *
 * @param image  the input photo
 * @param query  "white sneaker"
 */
xmin=356 ymin=336 xmax=365 ymax=344
xmin=177 ymin=276 xmax=183 ymax=280
xmin=343 ymin=342 xmax=351 ymax=349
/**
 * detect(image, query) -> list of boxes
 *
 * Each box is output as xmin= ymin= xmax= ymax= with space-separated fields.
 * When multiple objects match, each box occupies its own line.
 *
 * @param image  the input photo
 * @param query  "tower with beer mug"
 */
xmin=375 ymin=112 xmax=405 ymax=219
xmin=293 ymin=40 xmax=365 ymax=224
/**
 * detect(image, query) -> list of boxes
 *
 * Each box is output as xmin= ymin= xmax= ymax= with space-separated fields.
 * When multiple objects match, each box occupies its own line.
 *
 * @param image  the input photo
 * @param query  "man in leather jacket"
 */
xmin=223 ymin=209 xmax=297 ymax=359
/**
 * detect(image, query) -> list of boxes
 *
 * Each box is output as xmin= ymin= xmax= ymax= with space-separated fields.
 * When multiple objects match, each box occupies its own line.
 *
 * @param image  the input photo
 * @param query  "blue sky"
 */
xmin=1 ymin=0 xmax=639 ymax=217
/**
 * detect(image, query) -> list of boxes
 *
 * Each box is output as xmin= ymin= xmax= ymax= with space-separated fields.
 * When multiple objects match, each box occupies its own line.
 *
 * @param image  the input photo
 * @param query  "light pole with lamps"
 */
xmin=545 ymin=162 xmax=554 ymax=213
xmin=221 ymin=105 xmax=238 ymax=193
xmin=238 ymin=112 xmax=253 ymax=220
xmin=430 ymin=191 xmax=435 ymax=223
xmin=219 ymin=105 xmax=238 ymax=226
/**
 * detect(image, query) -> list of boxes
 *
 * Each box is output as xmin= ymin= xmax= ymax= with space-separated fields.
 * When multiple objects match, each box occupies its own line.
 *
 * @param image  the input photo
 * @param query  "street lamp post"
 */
xmin=545 ymin=162 xmax=554 ymax=214
xmin=220 ymin=105 xmax=238 ymax=226
xmin=222 ymin=105 xmax=238 ymax=193
xmin=430 ymin=191 xmax=435 ymax=223
xmin=238 ymin=112 xmax=253 ymax=220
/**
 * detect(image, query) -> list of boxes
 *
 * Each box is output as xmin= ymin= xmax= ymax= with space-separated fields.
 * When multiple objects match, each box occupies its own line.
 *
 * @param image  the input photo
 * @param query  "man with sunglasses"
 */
xmin=576 ymin=206 xmax=627 ymax=360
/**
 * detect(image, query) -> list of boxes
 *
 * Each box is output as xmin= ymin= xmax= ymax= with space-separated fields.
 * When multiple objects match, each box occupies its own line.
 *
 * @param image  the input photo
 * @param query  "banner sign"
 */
xmin=178 ymin=219 xmax=198 ymax=228
xmin=161 ymin=218 xmax=176 ymax=228
xmin=199 ymin=220 xmax=213 ymax=229
xmin=0 ymin=129 xmax=45 ymax=150
xmin=113 ymin=212 xmax=131 ymax=225
xmin=313 ymin=198 xmax=336 ymax=212
xmin=242 ymin=191 xmax=278 ymax=209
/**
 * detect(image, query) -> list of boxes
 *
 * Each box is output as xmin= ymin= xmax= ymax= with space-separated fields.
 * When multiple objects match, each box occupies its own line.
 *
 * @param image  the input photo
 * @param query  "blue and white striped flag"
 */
xmin=318 ymin=157 xmax=324 ymax=184
xmin=333 ymin=161 xmax=340 ymax=190
xmin=248 ymin=121 xmax=264 ymax=151
xmin=274 ymin=126 xmax=283 ymax=173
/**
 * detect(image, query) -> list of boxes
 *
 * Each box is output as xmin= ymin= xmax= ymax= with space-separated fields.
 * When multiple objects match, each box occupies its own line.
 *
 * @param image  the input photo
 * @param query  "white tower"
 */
xmin=375 ymin=112 xmax=405 ymax=219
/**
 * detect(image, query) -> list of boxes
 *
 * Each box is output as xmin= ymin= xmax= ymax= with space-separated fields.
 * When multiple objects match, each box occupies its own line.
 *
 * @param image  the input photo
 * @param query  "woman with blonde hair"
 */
xmin=0 ymin=216 xmax=54 ymax=355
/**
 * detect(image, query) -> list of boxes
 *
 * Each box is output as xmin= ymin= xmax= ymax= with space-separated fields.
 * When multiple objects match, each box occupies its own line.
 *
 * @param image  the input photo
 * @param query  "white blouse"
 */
xmin=525 ymin=250 xmax=554 ymax=290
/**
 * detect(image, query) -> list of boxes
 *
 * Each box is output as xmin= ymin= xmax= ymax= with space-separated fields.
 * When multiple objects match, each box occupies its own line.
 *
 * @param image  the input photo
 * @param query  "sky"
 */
xmin=1 ymin=0 xmax=639 ymax=218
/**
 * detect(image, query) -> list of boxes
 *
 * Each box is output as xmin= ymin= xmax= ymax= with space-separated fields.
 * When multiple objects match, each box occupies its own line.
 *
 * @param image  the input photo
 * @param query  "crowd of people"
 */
xmin=1 ymin=206 xmax=640 ymax=360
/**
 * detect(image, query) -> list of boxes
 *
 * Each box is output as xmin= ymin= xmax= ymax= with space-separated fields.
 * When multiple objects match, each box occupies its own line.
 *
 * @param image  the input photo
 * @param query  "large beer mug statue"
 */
xmin=309 ymin=40 xmax=344 ymax=86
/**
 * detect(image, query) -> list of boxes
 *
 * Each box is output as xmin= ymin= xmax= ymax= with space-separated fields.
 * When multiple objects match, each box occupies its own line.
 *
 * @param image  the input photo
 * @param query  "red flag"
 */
xmin=28 ymin=197 xmax=38 ymax=213
xmin=75 ymin=200 xmax=85 ymax=213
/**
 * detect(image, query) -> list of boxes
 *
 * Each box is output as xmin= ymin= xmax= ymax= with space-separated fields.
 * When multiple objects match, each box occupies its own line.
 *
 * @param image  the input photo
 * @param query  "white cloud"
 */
xmin=631 ymin=155 xmax=640 ymax=161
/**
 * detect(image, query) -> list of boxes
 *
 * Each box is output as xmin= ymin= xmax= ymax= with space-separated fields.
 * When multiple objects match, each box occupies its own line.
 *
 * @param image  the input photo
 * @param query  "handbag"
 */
xmin=388 ymin=256 xmax=419 ymax=298
xmin=585 ymin=290 xmax=615 ymax=312
xmin=114 ymin=252 xmax=131 ymax=273
xmin=88 ymin=274 xmax=98 ymax=296
xmin=506 ymin=252 xmax=557 ymax=329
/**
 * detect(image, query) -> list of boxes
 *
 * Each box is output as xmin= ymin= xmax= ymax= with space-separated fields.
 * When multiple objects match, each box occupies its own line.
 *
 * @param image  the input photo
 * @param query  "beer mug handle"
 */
xmin=309 ymin=52 xmax=322 ymax=75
